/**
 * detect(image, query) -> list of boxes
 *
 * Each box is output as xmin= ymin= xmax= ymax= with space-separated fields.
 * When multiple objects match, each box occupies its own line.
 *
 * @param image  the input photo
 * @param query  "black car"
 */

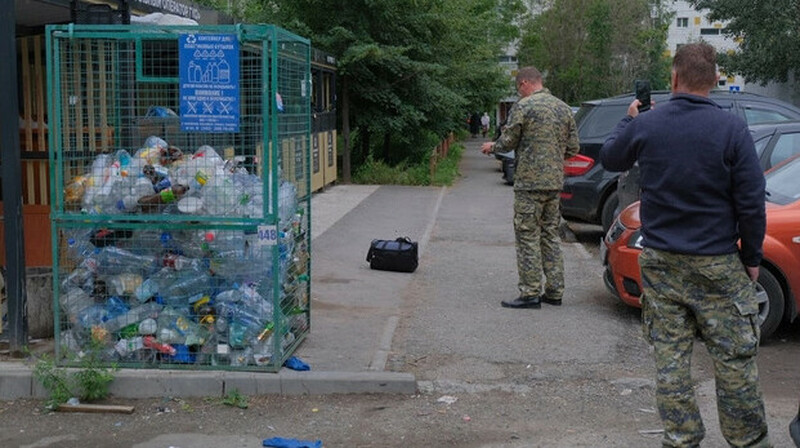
xmin=562 ymin=90 xmax=800 ymax=232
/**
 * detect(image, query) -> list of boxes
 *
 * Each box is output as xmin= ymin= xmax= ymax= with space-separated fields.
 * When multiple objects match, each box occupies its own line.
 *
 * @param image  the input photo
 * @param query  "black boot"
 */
xmin=501 ymin=296 xmax=541 ymax=309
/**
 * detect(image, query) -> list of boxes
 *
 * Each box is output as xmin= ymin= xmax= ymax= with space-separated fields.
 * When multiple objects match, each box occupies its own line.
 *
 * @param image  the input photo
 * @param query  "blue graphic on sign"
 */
xmin=179 ymin=34 xmax=240 ymax=133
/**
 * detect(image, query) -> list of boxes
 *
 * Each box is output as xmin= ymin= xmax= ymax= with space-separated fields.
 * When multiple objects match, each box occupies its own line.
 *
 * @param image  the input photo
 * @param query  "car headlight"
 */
xmin=605 ymin=219 xmax=626 ymax=244
xmin=627 ymin=230 xmax=644 ymax=249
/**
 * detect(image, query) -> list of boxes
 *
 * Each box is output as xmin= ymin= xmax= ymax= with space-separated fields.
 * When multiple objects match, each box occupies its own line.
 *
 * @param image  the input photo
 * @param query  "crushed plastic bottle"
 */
xmin=103 ymin=273 xmax=143 ymax=296
xmin=88 ymin=246 xmax=159 ymax=277
xmin=63 ymin=228 xmax=95 ymax=263
xmin=102 ymin=302 xmax=163 ymax=333
xmin=60 ymin=287 xmax=95 ymax=325
xmin=57 ymin=135 xmax=306 ymax=367
xmin=156 ymin=307 xmax=209 ymax=346
xmin=278 ymin=181 xmax=297 ymax=226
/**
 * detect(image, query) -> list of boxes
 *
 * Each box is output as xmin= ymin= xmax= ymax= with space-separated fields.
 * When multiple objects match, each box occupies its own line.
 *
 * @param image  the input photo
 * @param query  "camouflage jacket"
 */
xmin=493 ymin=88 xmax=579 ymax=191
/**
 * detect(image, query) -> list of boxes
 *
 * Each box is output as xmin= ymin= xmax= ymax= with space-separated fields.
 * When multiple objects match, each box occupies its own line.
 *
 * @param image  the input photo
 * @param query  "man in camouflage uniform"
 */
xmin=481 ymin=66 xmax=579 ymax=309
xmin=601 ymin=43 xmax=770 ymax=447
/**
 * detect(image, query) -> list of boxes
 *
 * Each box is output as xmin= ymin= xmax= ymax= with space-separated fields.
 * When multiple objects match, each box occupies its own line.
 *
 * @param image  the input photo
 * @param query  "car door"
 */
xmin=763 ymin=129 xmax=800 ymax=170
xmin=740 ymin=100 xmax=800 ymax=124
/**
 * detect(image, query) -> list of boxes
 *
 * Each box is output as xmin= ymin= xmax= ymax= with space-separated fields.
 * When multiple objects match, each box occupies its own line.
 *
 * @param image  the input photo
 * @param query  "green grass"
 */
xmin=353 ymin=142 xmax=464 ymax=187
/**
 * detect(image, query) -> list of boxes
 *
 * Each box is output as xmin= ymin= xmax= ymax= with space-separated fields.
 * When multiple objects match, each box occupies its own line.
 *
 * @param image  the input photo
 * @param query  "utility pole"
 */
xmin=0 ymin=5 xmax=29 ymax=355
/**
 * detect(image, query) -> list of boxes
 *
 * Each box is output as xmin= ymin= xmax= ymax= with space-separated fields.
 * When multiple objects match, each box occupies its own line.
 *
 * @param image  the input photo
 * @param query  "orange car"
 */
xmin=602 ymin=156 xmax=800 ymax=339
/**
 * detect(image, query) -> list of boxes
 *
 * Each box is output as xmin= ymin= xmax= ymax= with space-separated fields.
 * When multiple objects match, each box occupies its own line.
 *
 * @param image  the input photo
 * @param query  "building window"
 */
xmin=700 ymin=28 xmax=721 ymax=35
xmin=677 ymin=17 xmax=688 ymax=27
xmin=718 ymin=79 xmax=727 ymax=87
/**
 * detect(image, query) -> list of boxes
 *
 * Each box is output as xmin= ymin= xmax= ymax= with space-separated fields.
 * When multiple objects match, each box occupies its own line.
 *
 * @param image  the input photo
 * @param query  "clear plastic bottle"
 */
xmin=102 ymin=302 xmax=163 ymax=333
xmin=114 ymin=336 xmax=144 ymax=358
xmin=156 ymin=307 xmax=209 ymax=346
xmin=202 ymin=175 xmax=239 ymax=216
xmin=214 ymin=287 xmax=272 ymax=346
xmin=60 ymin=287 xmax=95 ymax=325
xmin=229 ymin=346 xmax=253 ymax=366
xmin=104 ymin=296 xmax=130 ymax=321
xmin=277 ymin=181 xmax=297 ymax=226
xmin=162 ymin=253 xmax=200 ymax=271
xmin=158 ymin=266 xmax=213 ymax=306
xmin=82 ymin=153 xmax=112 ymax=210
xmin=63 ymin=228 xmax=94 ymax=263
xmin=103 ymin=273 xmax=143 ymax=296
xmin=76 ymin=304 xmax=108 ymax=330
xmin=138 ymin=317 xmax=158 ymax=335
xmin=88 ymin=246 xmax=158 ymax=277
xmin=116 ymin=176 xmax=154 ymax=212
xmin=250 ymin=333 xmax=274 ymax=366
xmin=61 ymin=267 xmax=95 ymax=293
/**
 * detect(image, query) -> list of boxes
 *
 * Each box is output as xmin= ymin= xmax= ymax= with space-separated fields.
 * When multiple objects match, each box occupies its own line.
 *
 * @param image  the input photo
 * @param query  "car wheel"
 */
xmin=503 ymin=160 xmax=514 ymax=185
xmin=755 ymin=268 xmax=784 ymax=340
xmin=600 ymin=190 xmax=619 ymax=234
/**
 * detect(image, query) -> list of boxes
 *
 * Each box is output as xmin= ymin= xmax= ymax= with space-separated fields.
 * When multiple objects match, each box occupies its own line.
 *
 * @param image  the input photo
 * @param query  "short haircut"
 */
xmin=516 ymin=66 xmax=543 ymax=84
xmin=673 ymin=43 xmax=717 ymax=91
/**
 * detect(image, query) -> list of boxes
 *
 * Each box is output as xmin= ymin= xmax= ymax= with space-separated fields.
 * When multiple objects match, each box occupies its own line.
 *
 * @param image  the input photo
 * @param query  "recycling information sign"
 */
xmin=179 ymin=34 xmax=240 ymax=133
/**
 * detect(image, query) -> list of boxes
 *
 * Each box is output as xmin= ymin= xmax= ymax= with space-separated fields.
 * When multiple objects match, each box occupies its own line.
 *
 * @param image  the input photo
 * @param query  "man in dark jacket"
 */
xmin=600 ymin=43 xmax=769 ymax=447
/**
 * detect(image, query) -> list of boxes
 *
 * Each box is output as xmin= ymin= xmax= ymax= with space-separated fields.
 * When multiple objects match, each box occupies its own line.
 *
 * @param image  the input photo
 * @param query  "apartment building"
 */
xmin=666 ymin=1 xmax=743 ymax=91
xmin=667 ymin=0 xmax=797 ymax=104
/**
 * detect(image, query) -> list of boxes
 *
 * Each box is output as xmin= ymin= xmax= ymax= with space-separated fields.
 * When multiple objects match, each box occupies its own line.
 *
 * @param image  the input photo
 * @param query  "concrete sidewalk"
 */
xmin=0 ymin=176 xmax=449 ymax=399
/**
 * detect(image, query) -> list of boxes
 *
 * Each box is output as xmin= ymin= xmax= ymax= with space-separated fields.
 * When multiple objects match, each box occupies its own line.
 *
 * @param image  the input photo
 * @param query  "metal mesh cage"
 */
xmin=47 ymin=25 xmax=311 ymax=371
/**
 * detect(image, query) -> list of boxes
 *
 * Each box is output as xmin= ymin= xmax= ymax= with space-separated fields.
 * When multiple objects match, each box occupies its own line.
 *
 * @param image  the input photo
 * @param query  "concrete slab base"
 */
xmin=0 ymin=362 xmax=417 ymax=400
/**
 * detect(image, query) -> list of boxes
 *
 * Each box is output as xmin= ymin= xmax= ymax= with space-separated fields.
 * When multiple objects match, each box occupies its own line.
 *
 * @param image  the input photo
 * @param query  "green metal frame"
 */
xmin=46 ymin=24 xmax=312 ymax=372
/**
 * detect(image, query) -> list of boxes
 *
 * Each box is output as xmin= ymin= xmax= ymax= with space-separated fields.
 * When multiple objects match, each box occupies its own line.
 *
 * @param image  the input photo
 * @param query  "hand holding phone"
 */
xmin=635 ymin=80 xmax=651 ymax=112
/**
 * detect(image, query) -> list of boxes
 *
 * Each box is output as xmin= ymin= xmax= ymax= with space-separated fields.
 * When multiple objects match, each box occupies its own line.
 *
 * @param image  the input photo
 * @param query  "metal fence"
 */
xmin=47 ymin=24 xmax=311 ymax=371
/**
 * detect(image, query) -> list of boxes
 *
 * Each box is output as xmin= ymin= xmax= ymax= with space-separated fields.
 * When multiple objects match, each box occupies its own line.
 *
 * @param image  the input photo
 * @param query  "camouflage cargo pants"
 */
xmin=639 ymin=248 xmax=770 ymax=448
xmin=513 ymin=190 xmax=563 ymax=299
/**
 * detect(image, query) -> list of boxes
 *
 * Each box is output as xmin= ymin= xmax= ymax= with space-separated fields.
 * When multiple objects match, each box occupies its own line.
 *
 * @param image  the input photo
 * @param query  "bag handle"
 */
xmin=366 ymin=240 xmax=376 ymax=262
xmin=395 ymin=237 xmax=412 ymax=244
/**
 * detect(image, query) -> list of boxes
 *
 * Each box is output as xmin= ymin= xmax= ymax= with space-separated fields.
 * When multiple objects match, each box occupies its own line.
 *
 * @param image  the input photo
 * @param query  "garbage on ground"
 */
xmin=262 ymin=437 xmax=323 ymax=448
xmin=57 ymin=402 xmax=136 ymax=414
xmin=57 ymin=136 xmax=309 ymax=368
xmin=283 ymin=356 xmax=310 ymax=371
xmin=437 ymin=395 xmax=458 ymax=405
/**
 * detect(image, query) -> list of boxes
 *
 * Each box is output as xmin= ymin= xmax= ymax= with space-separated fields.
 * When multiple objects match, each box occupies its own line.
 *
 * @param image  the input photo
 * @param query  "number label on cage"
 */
xmin=257 ymin=225 xmax=278 ymax=246
xmin=179 ymin=33 xmax=240 ymax=133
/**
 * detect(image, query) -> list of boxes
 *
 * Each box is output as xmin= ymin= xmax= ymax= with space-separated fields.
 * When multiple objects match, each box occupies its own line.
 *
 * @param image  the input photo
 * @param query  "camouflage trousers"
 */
xmin=639 ymin=248 xmax=770 ymax=448
xmin=513 ymin=190 xmax=563 ymax=299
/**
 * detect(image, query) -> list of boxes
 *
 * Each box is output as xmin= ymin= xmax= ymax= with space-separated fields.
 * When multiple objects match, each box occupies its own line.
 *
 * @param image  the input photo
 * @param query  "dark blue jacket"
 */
xmin=600 ymin=93 xmax=766 ymax=266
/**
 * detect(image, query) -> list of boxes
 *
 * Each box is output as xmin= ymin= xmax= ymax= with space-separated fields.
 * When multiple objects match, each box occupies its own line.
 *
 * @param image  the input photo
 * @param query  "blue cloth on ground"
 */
xmin=262 ymin=437 xmax=322 ymax=448
xmin=283 ymin=356 xmax=310 ymax=371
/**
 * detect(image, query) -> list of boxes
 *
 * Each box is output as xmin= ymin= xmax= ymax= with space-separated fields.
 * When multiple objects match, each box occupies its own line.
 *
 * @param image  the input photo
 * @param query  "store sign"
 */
xmin=135 ymin=0 xmax=201 ymax=20
xmin=179 ymin=34 xmax=240 ymax=133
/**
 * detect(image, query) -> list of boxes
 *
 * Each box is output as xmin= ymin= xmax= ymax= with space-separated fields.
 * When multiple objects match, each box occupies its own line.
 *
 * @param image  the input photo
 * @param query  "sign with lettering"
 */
xmin=179 ymin=34 xmax=240 ymax=133
xmin=135 ymin=0 xmax=200 ymax=20
xmin=257 ymin=225 xmax=278 ymax=246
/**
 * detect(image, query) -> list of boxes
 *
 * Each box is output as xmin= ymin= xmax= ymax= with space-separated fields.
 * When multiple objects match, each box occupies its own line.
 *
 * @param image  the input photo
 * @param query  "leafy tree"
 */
xmin=517 ymin=0 xmax=671 ymax=104
xmin=243 ymin=0 xmax=523 ymax=181
xmin=690 ymin=0 xmax=800 ymax=86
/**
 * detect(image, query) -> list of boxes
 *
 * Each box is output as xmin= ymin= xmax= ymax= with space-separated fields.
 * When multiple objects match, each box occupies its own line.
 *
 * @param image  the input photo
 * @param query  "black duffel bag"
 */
xmin=366 ymin=237 xmax=418 ymax=273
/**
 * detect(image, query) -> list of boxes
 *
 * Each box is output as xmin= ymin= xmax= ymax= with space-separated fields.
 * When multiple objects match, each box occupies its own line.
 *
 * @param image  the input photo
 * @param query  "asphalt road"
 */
xmin=1 ymin=138 xmax=798 ymax=448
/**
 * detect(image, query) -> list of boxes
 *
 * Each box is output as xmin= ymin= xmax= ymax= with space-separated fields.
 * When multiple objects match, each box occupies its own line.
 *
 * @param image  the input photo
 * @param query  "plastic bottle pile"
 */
xmin=58 ymin=136 xmax=309 ymax=367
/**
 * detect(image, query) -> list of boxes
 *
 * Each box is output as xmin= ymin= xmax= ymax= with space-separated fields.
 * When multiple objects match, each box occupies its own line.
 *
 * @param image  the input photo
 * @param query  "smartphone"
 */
xmin=635 ymin=80 xmax=651 ymax=112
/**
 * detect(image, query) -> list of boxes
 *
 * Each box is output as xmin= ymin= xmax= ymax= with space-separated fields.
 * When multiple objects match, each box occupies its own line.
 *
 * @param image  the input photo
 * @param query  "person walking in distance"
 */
xmin=480 ymin=112 xmax=491 ymax=138
xmin=481 ymin=67 xmax=579 ymax=309
xmin=601 ymin=43 xmax=770 ymax=447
